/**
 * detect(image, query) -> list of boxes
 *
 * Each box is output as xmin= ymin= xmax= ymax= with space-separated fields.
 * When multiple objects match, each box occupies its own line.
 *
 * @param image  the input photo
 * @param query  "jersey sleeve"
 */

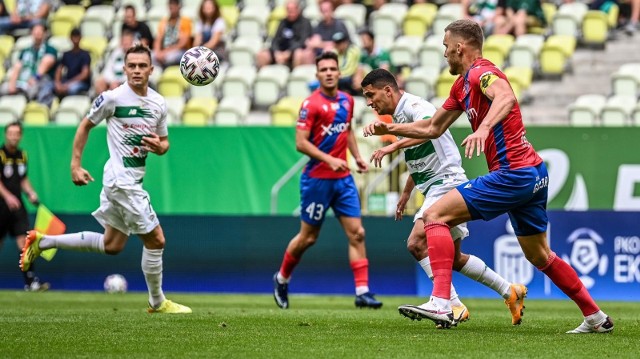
xmin=86 ymin=91 xmax=115 ymax=125
xmin=296 ymin=99 xmax=315 ymax=131
xmin=474 ymin=68 xmax=500 ymax=96
xmin=156 ymin=100 xmax=169 ymax=137
xmin=409 ymin=98 xmax=436 ymax=121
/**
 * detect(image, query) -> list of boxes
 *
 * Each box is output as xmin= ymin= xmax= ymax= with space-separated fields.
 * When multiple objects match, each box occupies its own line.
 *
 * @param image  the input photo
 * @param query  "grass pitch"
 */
xmin=1 ymin=291 xmax=638 ymax=358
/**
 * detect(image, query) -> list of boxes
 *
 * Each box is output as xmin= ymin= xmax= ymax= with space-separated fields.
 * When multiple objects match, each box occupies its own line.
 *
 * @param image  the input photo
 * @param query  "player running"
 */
xmin=20 ymin=43 xmax=191 ymax=314
xmin=362 ymin=68 xmax=526 ymax=328
xmin=273 ymin=51 xmax=382 ymax=309
xmin=363 ymin=19 xmax=613 ymax=333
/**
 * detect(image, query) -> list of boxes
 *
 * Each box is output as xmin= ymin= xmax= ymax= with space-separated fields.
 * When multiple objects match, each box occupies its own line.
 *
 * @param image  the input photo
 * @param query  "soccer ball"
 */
xmin=104 ymin=274 xmax=128 ymax=294
xmin=179 ymin=46 xmax=220 ymax=86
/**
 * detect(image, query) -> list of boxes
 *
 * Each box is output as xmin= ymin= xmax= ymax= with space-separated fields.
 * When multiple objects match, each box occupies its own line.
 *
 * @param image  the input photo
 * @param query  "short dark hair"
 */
xmin=444 ymin=19 xmax=484 ymax=49
xmin=358 ymin=29 xmax=374 ymax=40
xmin=125 ymin=43 xmax=152 ymax=62
xmin=360 ymin=68 xmax=399 ymax=91
xmin=5 ymin=121 xmax=22 ymax=134
xmin=315 ymin=51 xmax=338 ymax=67
xmin=124 ymin=4 xmax=136 ymax=12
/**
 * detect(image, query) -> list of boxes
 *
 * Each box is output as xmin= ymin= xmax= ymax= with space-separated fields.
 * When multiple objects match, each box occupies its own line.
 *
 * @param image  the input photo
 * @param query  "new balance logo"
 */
xmin=129 ymin=109 xmax=137 ymax=116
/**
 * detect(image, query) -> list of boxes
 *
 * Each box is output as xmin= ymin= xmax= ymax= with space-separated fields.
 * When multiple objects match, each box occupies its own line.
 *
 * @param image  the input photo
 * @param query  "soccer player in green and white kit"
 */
xmin=20 ymin=43 xmax=191 ymax=314
xmin=361 ymin=68 xmax=526 ymax=327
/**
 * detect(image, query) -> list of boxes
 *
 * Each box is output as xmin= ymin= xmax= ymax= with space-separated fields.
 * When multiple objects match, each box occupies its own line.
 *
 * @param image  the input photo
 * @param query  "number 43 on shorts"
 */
xmin=305 ymin=202 xmax=325 ymax=221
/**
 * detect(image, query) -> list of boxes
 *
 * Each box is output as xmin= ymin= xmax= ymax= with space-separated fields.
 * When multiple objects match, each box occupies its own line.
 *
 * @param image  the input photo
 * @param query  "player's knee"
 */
xmin=452 ymin=252 xmax=468 ymax=271
xmin=422 ymin=208 xmax=444 ymax=223
xmin=406 ymin=234 xmax=425 ymax=257
xmin=299 ymin=234 xmax=318 ymax=248
xmin=104 ymin=242 xmax=125 ymax=255
xmin=349 ymin=226 xmax=365 ymax=244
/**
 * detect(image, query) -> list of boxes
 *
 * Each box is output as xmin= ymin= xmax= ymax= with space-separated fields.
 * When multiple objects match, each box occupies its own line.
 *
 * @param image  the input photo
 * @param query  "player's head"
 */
xmin=124 ymin=43 xmax=153 ymax=89
xmin=443 ymin=19 xmax=484 ymax=75
xmin=4 ymin=121 xmax=23 ymax=149
xmin=315 ymin=51 xmax=340 ymax=93
xmin=360 ymin=68 xmax=400 ymax=116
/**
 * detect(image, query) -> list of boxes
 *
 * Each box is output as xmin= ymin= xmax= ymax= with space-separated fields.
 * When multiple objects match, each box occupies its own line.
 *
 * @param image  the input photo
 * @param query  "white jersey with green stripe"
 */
xmin=393 ymin=92 xmax=466 ymax=194
xmin=86 ymin=83 xmax=168 ymax=188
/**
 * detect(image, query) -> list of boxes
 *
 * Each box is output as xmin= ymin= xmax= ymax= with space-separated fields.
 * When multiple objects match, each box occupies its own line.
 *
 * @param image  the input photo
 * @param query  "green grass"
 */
xmin=1 ymin=291 xmax=638 ymax=358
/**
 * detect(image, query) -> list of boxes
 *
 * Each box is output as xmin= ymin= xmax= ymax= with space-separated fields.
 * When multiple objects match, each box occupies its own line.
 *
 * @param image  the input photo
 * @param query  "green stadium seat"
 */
xmin=402 ymin=3 xmax=437 ymax=37
xmin=582 ymin=11 xmax=608 ymax=46
xmin=539 ymin=35 xmax=576 ymax=76
xmin=50 ymin=5 xmax=85 ymax=37
xmin=23 ymin=102 xmax=50 ymax=125
xmin=158 ymin=66 xmax=189 ymax=97
xmin=435 ymin=68 xmax=458 ymax=99
xmin=183 ymin=98 xmax=218 ymax=126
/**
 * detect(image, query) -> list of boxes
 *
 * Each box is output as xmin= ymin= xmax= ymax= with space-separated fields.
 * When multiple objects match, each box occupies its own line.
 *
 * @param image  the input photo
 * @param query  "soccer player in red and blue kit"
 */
xmin=363 ymin=20 xmax=613 ymax=333
xmin=273 ymin=51 xmax=382 ymax=309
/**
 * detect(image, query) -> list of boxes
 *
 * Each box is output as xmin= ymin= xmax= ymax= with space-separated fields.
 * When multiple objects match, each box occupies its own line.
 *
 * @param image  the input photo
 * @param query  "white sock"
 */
xmin=460 ymin=255 xmax=511 ymax=299
xmin=586 ymin=310 xmax=606 ymax=324
xmin=355 ymin=286 xmax=369 ymax=296
xmin=420 ymin=257 xmax=462 ymax=306
xmin=276 ymin=272 xmax=289 ymax=284
xmin=39 ymin=232 xmax=105 ymax=253
xmin=142 ymin=247 xmax=165 ymax=308
xmin=431 ymin=296 xmax=451 ymax=311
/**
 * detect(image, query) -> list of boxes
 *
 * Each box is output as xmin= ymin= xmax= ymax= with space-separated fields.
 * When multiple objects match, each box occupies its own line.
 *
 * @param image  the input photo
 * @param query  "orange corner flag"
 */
xmin=34 ymin=204 xmax=66 ymax=261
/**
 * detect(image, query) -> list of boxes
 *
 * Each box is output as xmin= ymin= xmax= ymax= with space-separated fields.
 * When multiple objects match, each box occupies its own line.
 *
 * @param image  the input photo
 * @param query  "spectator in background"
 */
xmin=1 ymin=23 xmax=56 ymax=107
xmin=296 ymin=0 xmax=349 ymax=65
xmin=193 ymin=0 xmax=227 ymax=62
xmin=310 ymin=32 xmax=361 ymax=94
xmin=94 ymin=30 xmax=134 ymax=95
xmin=122 ymin=5 xmax=154 ymax=47
xmin=463 ymin=0 xmax=502 ymax=35
xmin=256 ymin=0 xmax=312 ymax=69
xmin=493 ymin=0 xmax=545 ymax=37
xmin=357 ymin=29 xmax=402 ymax=90
xmin=54 ymin=28 xmax=91 ymax=98
xmin=0 ymin=0 xmax=50 ymax=35
xmin=153 ymin=0 xmax=193 ymax=68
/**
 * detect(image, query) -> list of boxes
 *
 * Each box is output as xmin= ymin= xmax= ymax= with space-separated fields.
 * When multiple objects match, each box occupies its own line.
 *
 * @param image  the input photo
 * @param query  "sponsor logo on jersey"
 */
xmin=321 ymin=122 xmax=349 ymax=136
xmin=299 ymin=108 xmax=308 ymax=120
xmin=94 ymin=94 xmax=104 ymax=108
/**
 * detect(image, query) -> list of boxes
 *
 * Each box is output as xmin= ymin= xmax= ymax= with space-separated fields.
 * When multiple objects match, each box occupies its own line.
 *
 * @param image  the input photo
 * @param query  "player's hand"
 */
xmin=355 ymin=157 xmax=368 ymax=174
xmin=27 ymin=192 xmax=39 ymax=205
xmin=2 ymin=193 xmax=21 ymax=211
xmin=395 ymin=193 xmax=410 ymax=221
xmin=461 ymin=126 xmax=490 ymax=159
xmin=370 ymin=145 xmax=393 ymax=168
xmin=362 ymin=121 xmax=389 ymax=137
xmin=71 ymin=167 xmax=94 ymax=186
xmin=327 ymin=157 xmax=349 ymax=172
xmin=141 ymin=133 xmax=164 ymax=154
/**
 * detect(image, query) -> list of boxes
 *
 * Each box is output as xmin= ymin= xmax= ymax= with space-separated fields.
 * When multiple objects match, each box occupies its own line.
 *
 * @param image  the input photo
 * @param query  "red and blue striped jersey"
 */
xmin=296 ymin=90 xmax=354 ymax=179
xmin=443 ymin=58 xmax=542 ymax=172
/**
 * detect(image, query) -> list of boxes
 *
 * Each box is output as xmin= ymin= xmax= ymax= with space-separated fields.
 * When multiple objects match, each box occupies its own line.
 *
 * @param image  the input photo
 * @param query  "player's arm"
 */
xmin=363 ymin=107 xmax=462 ymax=140
xmin=395 ymin=174 xmax=415 ymax=221
xmin=141 ymin=134 xmax=169 ymax=155
xmin=370 ymin=137 xmax=427 ymax=168
xmin=347 ymin=127 xmax=368 ymax=173
xmin=20 ymin=177 xmax=38 ymax=205
xmin=296 ymin=128 xmax=348 ymax=172
xmin=70 ymin=119 xmax=96 ymax=186
xmin=461 ymin=76 xmax=516 ymax=158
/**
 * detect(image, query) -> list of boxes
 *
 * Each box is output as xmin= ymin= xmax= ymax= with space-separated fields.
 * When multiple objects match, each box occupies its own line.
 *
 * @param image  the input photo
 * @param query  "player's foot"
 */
xmin=20 ymin=230 xmax=44 ymax=272
xmin=398 ymin=299 xmax=454 ymax=329
xmin=566 ymin=315 xmax=614 ymax=334
xmin=273 ymin=272 xmax=289 ymax=309
xmin=355 ymin=292 xmax=383 ymax=309
xmin=504 ymin=283 xmax=527 ymax=325
xmin=24 ymin=278 xmax=50 ymax=292
xmin=452 ymin=304 xmax=469 ymax=325
xmin=147 ymin=299 xmax=192 ymax=314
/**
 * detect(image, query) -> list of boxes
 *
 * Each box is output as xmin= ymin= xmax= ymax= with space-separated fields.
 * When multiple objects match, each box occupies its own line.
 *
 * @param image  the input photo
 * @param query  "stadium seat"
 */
xmin=389 ymin=36 xmax=422 ymax=68
xmin=54 ymin=95 xmax=91 ymax=125
xmin=23 ymin=102 xmax=50 ymax=125
xmin=243 ymin=0 xmax=270 ymax=7
xmin=335 ymin=3 xmax=367 ymax=31
xmin=253 ymin=64 xmax=290 ymax=107
xmin=80 ymin=36 xmax=108 ymax=68
xmin=508 ymin=34 xmax=545 ymax=69
xmin=158 ymin=66 xmax=188 ymax=97
xmin=483 ymin=34 xmax=514 ymax=68
xmin=402 ymin=3 xmax=438 ymax=37
xmin=404 ymin=66 xmax=440 ymax=100
xmin=221 ymin=65 xmax=257 ymax=98
xmin=552 ymin=1 xmax=588 ymax=36
xmin=227 ymin=36 xmax=263 ymax=67
xmin=600 ymin=95 xmax=636 ymax=126
xmin=611 ymin=63 xmax=640 ymax=97
xmin=165 ymin=96 xmax=186 ymax=125
xmin=267 ymin=6 xmax=286 ymax=39
xmin=189 ymin=83 xmax=218 ymax=99
xmin=50 ymin=5 xmax=85 ymax=37
xmin=81 ymin=5 xmax=115 ymax=38
xmin=435 ymin=68 xmax=458 ymax=98
xmin=302 ymin=3 xmax=322 ymax=25
xmin=11 ymin=33 xmax=33 ymax=64
xmin=0 ymin=94 xmax=27 ymax=124
xmin=214 ymin=96 xmax=250 ymax=125
xmin=236 ymin=6 xmax=270 ymax=39
xmin=632 ymin=101 xmax=640 ymax=126
xmin=352 ymin=96 xmax=367 ymax=125
xmin=182 ymin=98 xmax=218 ymax=126
xmin=419 ymin=35 xmax=446 ymax=70
xmin=221 ymin=6 xmax=240 ymax=30
xmin=48 ymin=36 xmax=73 ymax=57
xmin=287 ymin=64 xmax=316 ymax=98
xmin=0 ymin=34 xmax=15 ymax=60
xmin=607 ymin=3 xmax=619 ymax=29
xmin=146 ymin=5 xmax=166 ymax=23
xmin=503 ymin=66 xmax=533 ymax=91
xmin=568 ymin=94 xmax=606 ymax=126
xmin=432 ymin=3 xmax=463 ymax=35
xmin=542 ymin=2 xmax=557 ymax=26
xmin=582 ymin=11 xmax=608 ymax=47
xmin=370 ymin=3 xmax=407 ymax=41
xmin=270 ymin=96 xmax=304 ymax=126
xmin=539 ymin=35 xmax=576 ymax=76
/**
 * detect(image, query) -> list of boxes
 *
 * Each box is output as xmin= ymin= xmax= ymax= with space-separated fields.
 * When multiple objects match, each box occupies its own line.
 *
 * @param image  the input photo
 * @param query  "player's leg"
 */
xmin=16 ymin=233 xmax=49 ymax=291
xmin=517 ymin=231 xmax=613 ymax=333
xmin=333 ymin=175 xmax=381 ymax=309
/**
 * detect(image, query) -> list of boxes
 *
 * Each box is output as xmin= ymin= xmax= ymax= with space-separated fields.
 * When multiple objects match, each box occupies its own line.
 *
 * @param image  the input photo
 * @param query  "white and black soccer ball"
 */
xmin=104 ymin=274 xmax=128 ymax=294
xmin=179 ymin=46 xmax=220 ymax=86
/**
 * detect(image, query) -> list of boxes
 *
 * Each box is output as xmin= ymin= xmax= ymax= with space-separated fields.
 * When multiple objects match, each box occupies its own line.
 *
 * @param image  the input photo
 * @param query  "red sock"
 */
xmin=278 ymin=251 xmax=300 ymax=279
xmin=539 ymin=252 xmax=600 ymax=316
xmin=424 ymin=221 xmax=454 ymax=300
xmin=350 ymin=259 xmax=369 ymax=287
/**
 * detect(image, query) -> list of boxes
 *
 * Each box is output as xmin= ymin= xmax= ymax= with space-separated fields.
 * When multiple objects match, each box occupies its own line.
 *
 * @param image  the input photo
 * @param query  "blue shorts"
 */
xmin=457 ymin=163 xmax=549 ymax=236
xmin=300 ymin=173 xmax=361 ymax=226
